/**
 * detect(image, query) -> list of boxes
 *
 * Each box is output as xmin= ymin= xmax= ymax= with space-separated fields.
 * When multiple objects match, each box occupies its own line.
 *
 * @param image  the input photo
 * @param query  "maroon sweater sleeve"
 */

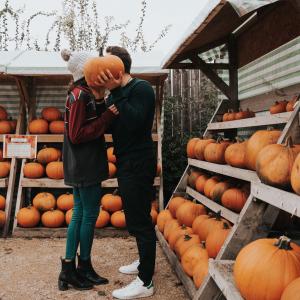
xmin=68 ymin=99 xmax=115 ymax=144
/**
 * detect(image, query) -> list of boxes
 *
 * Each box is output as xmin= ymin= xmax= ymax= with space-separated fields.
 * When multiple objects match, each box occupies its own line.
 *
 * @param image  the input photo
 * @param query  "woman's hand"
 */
xmin=90 ymin=86 xmax=105 ymax=100
xmin=95 ymin=70 xmax=123 ymax=91
xmin=108 ymin=104 xmax=119 ymax=115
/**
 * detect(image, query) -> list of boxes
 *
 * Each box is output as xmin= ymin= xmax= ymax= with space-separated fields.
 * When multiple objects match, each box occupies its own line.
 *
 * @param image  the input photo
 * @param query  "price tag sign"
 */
xmin=3 ymin=135 xmax=37 ymax=159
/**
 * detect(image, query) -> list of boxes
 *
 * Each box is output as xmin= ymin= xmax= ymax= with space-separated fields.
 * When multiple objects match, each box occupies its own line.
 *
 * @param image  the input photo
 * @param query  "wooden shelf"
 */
xmin=21 ymin=177 xmax=161 ymax=188
xmin=0 ymin=178 xmax=8 ymax=188
xmin=155 ymin=226 xmax=197 ymax=299
xmin=209 ymin=260 xmax=243 ymax=300
xmin=207 ymin=111 xmax=292 ymax=131
xmin=186 ymin=187 xmax=239 ymax=224
xmin=252 ymin=182 xmax=300 ymax=218
xmin=188 ymin=159 xmax=259 ymax=183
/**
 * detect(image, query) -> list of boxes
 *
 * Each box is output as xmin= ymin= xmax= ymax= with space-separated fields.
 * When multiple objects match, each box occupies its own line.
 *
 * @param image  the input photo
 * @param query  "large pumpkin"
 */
xmin=111 ymin=210 xmax=126 ymax=228
xmin=23 ymin=162 xmax=45 ymax=178
xmin=107 ymin=147 xmax=116 ymax=163
xmin=221 ymin=187 xmax=249 ymax=213
xmin=281 ymin=277 xmax=300 ymax=300
xmin=168 ymin=197 xmax=186 ymax=218
xmin=41 ymin=107 xmax=62 ymax=121
xmin=194 ymin=138 xmax=216 ymax=160
xmin=108 ymin=162 xmax=117 ymax=178
xmin=32 ymin=192 xmax=56 ymax=211
xmin=181 ymin=243 xmax=209 ymax=276
xmin=270 ymin=100 xmax=287 ymax=114
xmin=0 ymin=194 xmax=5 ymax=210
xmin=95 ymin=208 xmax=110 ymax=228
xmin=174 ymin=234 xmax=201 ymax=259
xmin=256 ymin=137 xmax=300 ymax=188
xmin=0 ymin=210 xmax=5 ymax=228
xmin=204 ymin=176 xmax=221 ymax=199
xmin=17 ymin=206 xmax=40 ymax=228
xmin=41 ymin=209 xmax=65 ymax=228
xmin=188 ymin=170 xmax=203 ymax=189
xmin=187 ymin=138 xmax=201 ymax=158
xmin=57 ymin=193 xmax=74 ymax=211
xmin=0 ymin=161 xmax=10 ymax=178
xmin=65 ymin=208 xmax=73 ymax=225
xmin=291 ymin=153 xmax=300 ymax=195
xmin=28 ymin=119 xmax=49 ymax=134
xmin=234 ymin=236 xmax=300 ymax=300
xmin=192 ymin=214 xmax=210 ymax=237
xmin=164 ymin=219 xmax=180 ymax=240
xmin=101 ymin=190 xmax=122 ymax=213
xmin=0 ymin=105 xmax=8 ymax=120
xmin=46 ymin=161 xmax=64 ymax=179
xmin=0 ymin=120 xmax=12 ymax=134
xmin=204 ymin=139 xmax=231 ymax=164
xmin=193 ymin=259 xmax=209 ymax=288
xmin=176 ymin=201 xmax=207 ymax=227
xmin=225 ymin=140 xmax=247 ymax=168
xmin=195 ymin=175 xmax=210 ymax=194
xmin=49 ymin=120 xmax=64 ymax=134
xmin=37 ymin=146 xmax=61 ymax=164
xmin=211 ymin=181 xmax=232 ymax=203
xmin=206 ymin=222 xmax=231 ymax=258
xmin=168 ymin=225 xmax=193 ymax=250
xmin=157 ymin=209 xmax=173 ymax=232
xmin=245 ymin=129 xmax=281 ymax=170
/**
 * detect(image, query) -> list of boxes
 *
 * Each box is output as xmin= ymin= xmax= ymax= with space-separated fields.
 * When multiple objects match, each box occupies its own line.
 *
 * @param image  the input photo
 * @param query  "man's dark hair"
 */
xmin=106 ymin=46 xmax=132 ymax=74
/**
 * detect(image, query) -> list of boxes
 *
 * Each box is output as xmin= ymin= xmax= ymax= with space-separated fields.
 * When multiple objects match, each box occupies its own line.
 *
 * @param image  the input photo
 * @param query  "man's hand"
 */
xmin=95 ymin=70 xmax=123 ymax=91
xmin=108 ymin=104 xmax=119 ymax=115
xmin=90 ymin=86 xmax=105 ymax=101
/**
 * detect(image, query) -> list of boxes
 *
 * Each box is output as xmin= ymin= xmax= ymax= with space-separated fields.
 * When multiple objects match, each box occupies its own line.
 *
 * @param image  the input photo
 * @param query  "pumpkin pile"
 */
xmin=157 ymin=197 xmax=232 ymax=288
xmin=28 ymin=107 xmax=64 ymax=134
xmin=0 ymin=195 xmax=6 ymax=229
xmin=269 ymin=96 xmax=298 ymax=114
xmin=222 ymin=108 xmax=255 ymax=122
xmin=0 ymin=105 xmax=17 ymax=134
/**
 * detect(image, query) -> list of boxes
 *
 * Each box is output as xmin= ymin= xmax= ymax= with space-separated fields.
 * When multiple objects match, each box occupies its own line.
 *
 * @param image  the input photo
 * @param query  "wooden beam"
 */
xmin=228 ymin=34 xmax=239 ymax=107
xmin=172 ymin=62 xmax=229 ymax=70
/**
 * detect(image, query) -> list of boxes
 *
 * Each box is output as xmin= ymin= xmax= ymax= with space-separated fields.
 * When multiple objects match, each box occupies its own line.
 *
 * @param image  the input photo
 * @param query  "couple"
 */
xmin=59 ymin=46 xmax=157 ymax=299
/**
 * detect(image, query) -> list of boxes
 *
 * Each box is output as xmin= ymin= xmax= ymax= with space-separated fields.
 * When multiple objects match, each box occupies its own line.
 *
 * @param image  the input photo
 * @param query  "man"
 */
xmin=95 ymin=46 xmax=157 ymax=299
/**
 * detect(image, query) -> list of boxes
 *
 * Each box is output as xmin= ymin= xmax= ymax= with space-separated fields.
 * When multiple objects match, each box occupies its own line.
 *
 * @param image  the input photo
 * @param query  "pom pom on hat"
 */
xmin=61 ymin=49 xmax=72 ymax=62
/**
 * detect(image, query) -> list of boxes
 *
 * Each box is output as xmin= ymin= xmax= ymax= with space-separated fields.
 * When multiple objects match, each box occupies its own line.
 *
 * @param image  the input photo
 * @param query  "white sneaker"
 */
xmin=119 ymin=259 xmax=140 ymax=275
xmin=112 ymin=277 xmax=154 ymax=299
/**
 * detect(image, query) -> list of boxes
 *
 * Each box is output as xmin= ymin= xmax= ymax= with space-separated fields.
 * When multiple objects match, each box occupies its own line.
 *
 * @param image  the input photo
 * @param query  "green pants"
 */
xmin=65 ymin=184 xmax=101 ymax=260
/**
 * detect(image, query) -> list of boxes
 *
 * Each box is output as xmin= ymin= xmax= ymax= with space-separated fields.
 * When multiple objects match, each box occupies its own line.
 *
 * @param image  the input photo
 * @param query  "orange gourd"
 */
xmin=176 ymin=201 xmax=207 ymax=227
xmin=192 ymin=214 xmax=210 ymax=237
xmin=187 ymin=138 xmax=201 ymax=158
xmin=0 ymin=120 xmax=11 ymax=134
xmin=65 ymin=208 xmax=73 ymax=225
xmin=101 ymin=190 xmax=122 ymax=213
xmin=28 ymin=119 xmax=49 ymax=134
xmin=168 ymin=197 xmax=186 ymax=218
xmin=157 ymin=209 xmax=173 ymax=232
xmin=0 ymin=195 xmax=5 ymax=210
xmin=49 ymin=120 xmax=64 ymax=134
xmin=291 ymin=153 xmax=300 ymax=195
xmin=211 ymin=181 xmax=232 ymax=203
xmin=221 ymin=187 xmax=249 ymax=213
xmin=0 ymin=161 xmax=10 ymax=178
xmin=194 ymin=139 xmax=216 ymax=160
xmin=164 ymin=219 xmax=180 ymax=240
xmin=168 ymin=225 xmax=193 ymax=250
xmin=57 ymin=193 xmax=74 ymax=211
xmin=0 ymin=106 xmax=8 ymax=120
xmin=281 ymin=277 xmax=300 ymax=300
xmin=235 ymin=108 xmax=255 ymax=120
xmin=108 ymin=162 xmax=117 ymax=178
xmin=95 ymin=208 xmax=110 ymax=228
xmin=41 ymin=209 xmax=65 ymax=228
xmin=111 ymin=210 xmax=126 ymax=228
xmin=188 ymin=170 xmax=203 ymax=189
xmin=270 ymin=100 xmax=288 ymax=114
xmin=0 ymin=210 xmax=5 ymax=228
xmin=204 ymin=139 xmax=231 ymax=164
xmin=195 ymin=175 xmax=210 ymax=194
xmin=174 ymin=234 xmax=201 ymax=259
xmin=107 ymin=147 xmax=116 ymax=163
xmin=32 ymin=192 xmax=56 ymax=211
xmin=17 ymin=206 xmax=40 ymax=228
xmin=23 ymin=162 xmax=45 ymax=179
xmin=225 ymin=139 xmax=247 ymax=168
xmin=41 ymin=107 xmax=62 ymax=121
xmin=37 ymin=146 xmax=61 ymax=164
xmin=204 ymin=176 xmax=221 ymax=199
xmin=46 ymin=161 xmax=64 ymax=179
xmin=193 ymin=259 xmax=209 ymax=288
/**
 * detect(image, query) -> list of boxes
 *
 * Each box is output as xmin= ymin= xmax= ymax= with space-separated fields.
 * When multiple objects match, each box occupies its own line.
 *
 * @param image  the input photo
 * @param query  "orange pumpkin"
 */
xmin=222 ymin=110 xmax=231 ymax=122
xmin=168 ymin=225 xmax=193 ymax=250
xmin=187 ymin=138 xmax=201 ymax=158
xmin=32 ymin=192 xmax=56 ymax=211
xmin=0 ymin=106 xmax=8 ymax=120
xmin=150 ymin=208 xmax=158 ymax=224
xmin=157 ymin=209 xmax=173 ymax=232
xmin=225 ymin=139 xmax=247 ymax=169
xmin=286 ymin=96 xmax=298 ymax=112
xmin=0 ymin=120 xmax=11 ymax=134
xmin=0 ymin=161 xmax=10 ymax=178
xmin=37 ymin=146 xmax=61 ymax=164
xmin=164 ymin=218 xmax=180 ymax=240
xmin=211 ymin=181 xmax=232 ymax=203
xmin=174 ymin=234 xmax=201 ymax=259
xmin=235 ymin=108 xmax=255 ymax=120
xmin=111 ymin=210 xmax=126 ymax=228
xmin=101 ymin=190 xmax=122 ymax=213
xmin=194 ymin=139 xmax=216 ymax=160
xmin=234 ymin=236 xmax=300 ymax=300
xmin=206 ymin=222 xmax=231 ymax=258
xmin=281 ymin=277 xmax=300 ymax=300
xmin=256 ymin=137 xmax=300 ymax=188
xmin=204 ymin=176 xmax=221 ymax=199
xmin=41 ymin=209 xmax=65 ymax=228
xmin=46 ymin=161 xmax=64 ymax=179
xmin=245 ymin=129 xmax=281 ymax=170
xmin=0 ymin=210 xmax=5 ymax=228
xmin=168 ymin=197 xmax=186 ymax=218
xmin=227 ymin=110 xmax=236 ymax=121
xmin=193 ymin=259 xmax=209 ymax=288
xmin=204 ymin=139 xmax=231 ymax=164
xmin=28 ymin=119 xmax=49 ymax=134
xmin=65 ymin=208 xmax=73 ymax=225
xmin=41 ymin=107 xmax=62 ymax=122
xmin=0 ymin=195 xmax=5 ymax=210
xmin=270 ymin=100 xmax=288 ymax=114
xmin=291 ymin=153 xmax=300 ymax=195
xmin=49 ymin=120 xmax=64 ymax=134
xmin=192 ymin=214 xmax=210 ymax=237
xmin=107 ymin=147 xmax=116 ymax=163
xmin=188 ymin=170 xmax=203 ymax=189
xmin=181 ymin=243 xmax=209 ymax=276
xmin=23 ymin=162 xmax=45 ymax=178
xmin=195 ymin=175 xmax=210 ymax=194
xmin=95 ymin=208 xmax=110 ymax=228
xmin=57 ymin=193 xmax=74 ymax=211
xmin=221 ymin=187 xmax=249 ymax=213
xmin=108 ymin=162 xmax=117 ymax=178
xmin=17 ymin=206 xmax=40 ymax=228
xmin=176 ymin=201 xmax=207 ymax=227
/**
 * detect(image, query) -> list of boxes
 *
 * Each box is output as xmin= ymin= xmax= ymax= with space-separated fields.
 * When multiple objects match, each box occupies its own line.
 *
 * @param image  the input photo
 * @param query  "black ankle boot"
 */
xmin=77 ymin=255 xmax=109 ymax=285
xmin=58 ymin=258 xmax=94 ymax=291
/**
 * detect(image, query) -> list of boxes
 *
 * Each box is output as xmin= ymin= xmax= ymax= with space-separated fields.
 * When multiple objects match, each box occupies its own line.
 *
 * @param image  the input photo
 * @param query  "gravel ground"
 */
xmin=0 ymin=237 xmax=188 ymax=300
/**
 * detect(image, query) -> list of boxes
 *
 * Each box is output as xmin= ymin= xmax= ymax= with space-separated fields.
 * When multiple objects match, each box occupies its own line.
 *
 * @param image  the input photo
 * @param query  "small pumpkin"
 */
xmin=194 ymin=139 xmax=216 ymax=160
xmin=223 ymin=109 xmax=236 ymax=122
xmin=174 ymin=234 xmax=201 ymax=259
xmin=225 ymin=139 xmax=247 ymax=169
xmin=168 ymin=196 xmax=186 ymax=218
xmin=41 ymin=209 xmax=65 ymax=228
xmin=291 ymin=153 xmax=300 ymax=195
xmin=187 ymin=138 xmax=201 ymax=158
xmin=0 ymin=195 xmax=5 ymax=210
xmin=0 ymin=161 xmax=10 ymax=178
xmin=193 ymin=259 xmax=209 ymax=288
xmin=256 ymin=137 xmax=300 ymax=188
xmin=108 ymin=162 xmax=117 ymax=178
xmin=235 ymin=108 xmax=255 ymax=120
xmin=281 ymin=277 xmax=300 ymax=300
xmin=0 ymin=106 xmax=8 ymax=120
xmin=150 ymin=208 xmax=158 ymax=224
xmin=211 ymin=180 xmax=233 ymax=203
xmin=204 ymin=138 xmax=231 ymax=164
xmin=57 ymin=193 xmax=74 ymax=211
xmin=111 ymin=210 xmax=126 ymax=228
xmin=164 ymin=219 xmax=180 ymax=240
xmin=168 ymin=224 xmax=193 ymax=250
xmin=195 ymin=175 xmax=210 ymax=194
xmin=17 ymin=206 xmax=40 ymax=228
xmin=176 ymin=201 xmax=207 ymax=227
xmin=0 ymin=120 xmax=12 ymax=134
xmin=95 ymin=207 xmax=110 ymax=228
xmin=157 ymin=209 xmax=173 ymax=232
xmin=221 ymin=187 xmax=249 ymax=213
xmin=46 ymin=161 xmax=64 ymax=179
xmin=286 ymin=96 xmax=298 ymax=112
xmin=0 ymin=210 xmax=5 ymax=228
xmin=270 ymin=100 xmax=288 ymax=114
xmin=23 ymin=161 xmax=45 ymax=179
xmin=101 ymin=190 xmax=122 ymax=213
xmin=188 ymin=169 xmax=203 ymax=189
xmin=28 ymin=119 xmax=49 ymax=134
xmin=107 ymin=147 xmax=116 ymax=163
xmin=234 ymin=236 xmax=300 ymax=300
xmin=41 ymin=107 xmax=62 ymax=121
xmin=65 ymin=208 xmax=73 ymax=225
xmin=32 ymin=192 xmax=56 ymax=211
xmin=37 ymin=146 xmax=61 ymax=164
xmin=204 ymin=176 xmax=221 ymax=199
xmin=49 ymin=120 xmax=64 ymax=134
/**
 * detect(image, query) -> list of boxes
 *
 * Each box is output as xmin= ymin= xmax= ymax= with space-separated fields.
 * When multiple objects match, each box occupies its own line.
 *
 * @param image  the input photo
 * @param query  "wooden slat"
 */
xmin=186 ymin=187 xmax=239 ymax=224
xmin=0 ymin=178 xmax=8 ymax=188
xmin=209 ymin=260 xmax=243 ymax=300
xmin=188 ymin=159 xmax=259 ymax=183
xmin=252 ymin=182 xmax=300 ymax=217
xmin=155 ymin=226 xmax=197 ymax=299
xmin=207 ymin=111 xmax=293 ymax=131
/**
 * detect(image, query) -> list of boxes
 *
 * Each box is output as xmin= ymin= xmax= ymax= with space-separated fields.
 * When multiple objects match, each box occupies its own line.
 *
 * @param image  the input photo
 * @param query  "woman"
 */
xmin=58 ymin=49 xmax=116 ymax=291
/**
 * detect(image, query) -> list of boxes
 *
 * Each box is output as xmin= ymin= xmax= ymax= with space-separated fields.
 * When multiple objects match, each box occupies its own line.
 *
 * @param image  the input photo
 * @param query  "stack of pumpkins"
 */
xmin=269 ymin=96 xmax=298 ymax=114
xmin=0 ymin=194 xmax=6 ymax=229
xmin=106 ymin=147 xmax=117 ymax=178
xmin=188 ymin=169 xmax=250 ymax=213
xmin=23 ymin=146 xmax=64 ymax=180
xmin=0 ymin=149 xmax=11 ymax=178
xmin=157 ymin=197 xmax=231 ymax=288
xmin=28 ymin=107 xmax=64 ymax=134
xmin=233 ymin=235 xmax=300 ymax=300
xmin=0 ymin=105 xmax=17 ymax=134
xmin=222 ymin=108 xmax=255 ymax=122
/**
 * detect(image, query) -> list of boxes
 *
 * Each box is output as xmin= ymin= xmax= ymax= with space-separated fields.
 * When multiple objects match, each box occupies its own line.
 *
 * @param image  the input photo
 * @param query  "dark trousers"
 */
xmin=117 ymin=156 xmax=157 ymax=285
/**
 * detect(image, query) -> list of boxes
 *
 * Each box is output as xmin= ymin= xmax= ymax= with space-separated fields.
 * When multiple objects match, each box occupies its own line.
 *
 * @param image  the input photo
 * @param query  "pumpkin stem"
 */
xmin=113 ymin=189 xmax=119 ymax=196
xmin=223 ymin=222 xmax=230 ymax=230
xmin=181 ymin=224 xmax=187 ymax=229
xmin=216 ymin=136 xmax=223 ymax=143
xmin=215 ymin=210 xmax=222 ymax=221
xmin=274 ymin=236 xmax=293 ymax=250
xmin=285 ymin=136 xmax=294 ymax=148
xmin=184 ymin=234 xmax=192 ymax=241
xmin=201 ymin=241 xmax=206 ymax=248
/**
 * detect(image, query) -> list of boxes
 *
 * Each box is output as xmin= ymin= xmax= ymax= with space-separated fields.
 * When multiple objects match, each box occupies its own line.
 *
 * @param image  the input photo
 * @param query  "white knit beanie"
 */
xmin=61 ymin=49 xmax=93 ymax=82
